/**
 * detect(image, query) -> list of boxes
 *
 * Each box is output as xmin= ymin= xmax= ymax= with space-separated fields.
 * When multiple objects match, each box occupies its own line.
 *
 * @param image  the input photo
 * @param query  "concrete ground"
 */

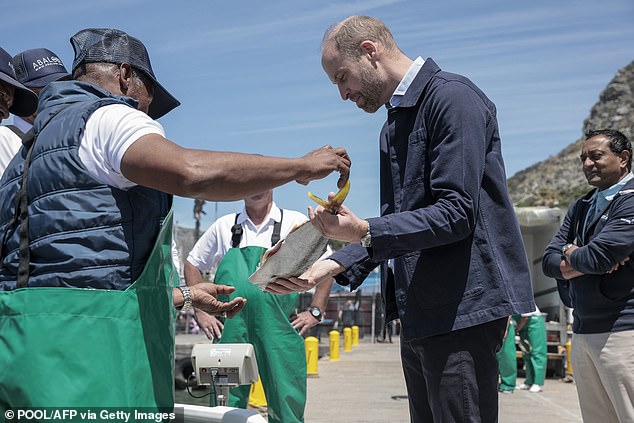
xmin=305 ymin=337 xmax=582 ymax=423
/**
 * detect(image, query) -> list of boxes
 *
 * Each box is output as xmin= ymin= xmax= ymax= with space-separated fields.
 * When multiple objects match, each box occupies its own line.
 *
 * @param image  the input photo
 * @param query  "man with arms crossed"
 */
xmin=543 ymin=129 xmax=634 ymax=422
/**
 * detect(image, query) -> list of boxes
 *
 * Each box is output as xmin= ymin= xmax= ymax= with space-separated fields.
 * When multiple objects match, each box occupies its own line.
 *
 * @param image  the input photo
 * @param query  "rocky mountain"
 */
xmin=508 ymin=60 xmax=634 ymax=207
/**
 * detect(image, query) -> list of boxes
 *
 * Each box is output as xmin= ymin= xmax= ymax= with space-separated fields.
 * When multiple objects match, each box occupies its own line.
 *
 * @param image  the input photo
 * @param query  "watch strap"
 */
xmin=178 ymin=285 xmax=192 ymax=312
xmin=360 ymin=223 xmax=372 ymax=247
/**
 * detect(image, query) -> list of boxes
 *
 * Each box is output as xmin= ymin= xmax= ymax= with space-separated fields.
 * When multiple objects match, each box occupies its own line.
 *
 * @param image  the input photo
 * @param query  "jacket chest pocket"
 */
xmin=400 ymin=129 xmax=428 ymax=209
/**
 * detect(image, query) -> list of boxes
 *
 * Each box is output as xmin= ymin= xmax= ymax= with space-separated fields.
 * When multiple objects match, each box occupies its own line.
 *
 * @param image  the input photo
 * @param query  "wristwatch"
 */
xmin=178 ymin=285 xmax=192 ymax=312
xmin=307 ymin=306 xmax=323 ymax=322
xmin=561 ymin=243 xmax=575 ymax=260
xmin=360 ymin=223 xmax=372 ymax=248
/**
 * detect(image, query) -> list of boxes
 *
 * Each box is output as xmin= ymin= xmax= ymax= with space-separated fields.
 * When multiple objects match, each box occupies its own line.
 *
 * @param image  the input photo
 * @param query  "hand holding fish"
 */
xmin=266 ymin=259 xmax=343 ymax=294
xmin=307 ymin=179 xmax=367 ymax=242
xmin=309 ymin=200 xmax=368 ymax=243
xmin=249 ymin=180 xmax=352 ymax=290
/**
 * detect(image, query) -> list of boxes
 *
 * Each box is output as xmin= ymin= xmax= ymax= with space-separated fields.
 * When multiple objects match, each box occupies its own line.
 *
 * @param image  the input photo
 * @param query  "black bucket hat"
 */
xmin=0 ymin=47 xmax=38 ymax=117
xmin=11 ymin=48 xmax=70 ymax=89
xmin=70 ymin=28 xmax=180 ymax=119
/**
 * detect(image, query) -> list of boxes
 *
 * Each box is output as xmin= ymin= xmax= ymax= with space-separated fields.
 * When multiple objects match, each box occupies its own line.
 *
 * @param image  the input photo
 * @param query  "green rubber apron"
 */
xmin=214 ymin=246 xmax=306 ymax=423
xmin=0 ymin=211 xmax=177 ymax=412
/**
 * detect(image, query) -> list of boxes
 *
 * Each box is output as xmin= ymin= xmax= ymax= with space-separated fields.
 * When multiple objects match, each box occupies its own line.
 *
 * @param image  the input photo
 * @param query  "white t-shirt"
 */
xmin=0 ymin=126 xmax=23 ymax=176
xmin=187 ymin=203 xmax=312 ymax=275
xmin=79 ymin=104 xmax=165 ymax=189
xmin=1 ymin=105 xmax=162 ymax=187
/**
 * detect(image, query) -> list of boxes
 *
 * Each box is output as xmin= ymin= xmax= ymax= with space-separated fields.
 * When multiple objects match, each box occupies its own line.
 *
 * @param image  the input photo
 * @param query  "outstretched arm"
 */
xmin=173 ymin=283 xmax=246 ymax=318
xmin=121 ymin=134 xmax=350 ymax=201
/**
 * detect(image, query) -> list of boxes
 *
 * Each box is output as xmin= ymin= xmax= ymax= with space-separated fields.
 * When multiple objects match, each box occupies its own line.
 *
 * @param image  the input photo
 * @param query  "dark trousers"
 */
xmin=401 ymin=318 xmax=507 ymax=423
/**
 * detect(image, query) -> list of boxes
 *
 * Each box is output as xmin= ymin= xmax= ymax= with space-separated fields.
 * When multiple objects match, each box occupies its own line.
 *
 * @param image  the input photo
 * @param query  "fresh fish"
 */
xmin=248 ymin=221 xmax=329 ymax=290
xmin=248 ymin=180 xmax=351 ymax=290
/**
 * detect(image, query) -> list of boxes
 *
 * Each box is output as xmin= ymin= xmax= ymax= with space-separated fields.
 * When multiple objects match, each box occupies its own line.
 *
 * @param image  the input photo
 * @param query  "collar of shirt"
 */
xmin=592 ymin=172 xmax=634 ymax=211
xmin=388 ymin=57 xmax=425 ymax=109
xmin=12 ymin=115 xmax=33 ymax=133
xmin=236 ymin=201 xmax=282 ymax=232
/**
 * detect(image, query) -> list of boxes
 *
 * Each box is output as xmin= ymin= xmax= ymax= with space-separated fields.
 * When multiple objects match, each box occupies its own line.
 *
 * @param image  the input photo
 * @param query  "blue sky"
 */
xmin=2 ymin=0 xmax=633 ymax=230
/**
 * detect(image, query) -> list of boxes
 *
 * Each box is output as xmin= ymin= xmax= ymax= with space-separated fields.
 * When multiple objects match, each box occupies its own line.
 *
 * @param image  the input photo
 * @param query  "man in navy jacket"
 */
xmin=543 ymin=129 xmax=634 ymax=423
xmin=268 ymin=15 xmax=535 ymax=423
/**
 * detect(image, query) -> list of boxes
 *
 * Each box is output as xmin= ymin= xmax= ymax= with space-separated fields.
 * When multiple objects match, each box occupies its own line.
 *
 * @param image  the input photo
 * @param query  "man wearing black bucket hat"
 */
xmin=10 ymin=48 xmax=71 ymax=134
xmin=0 ymin=47 xmax=37 ymax=174
xmin=0 ymin=28 xmax=350 ymax=412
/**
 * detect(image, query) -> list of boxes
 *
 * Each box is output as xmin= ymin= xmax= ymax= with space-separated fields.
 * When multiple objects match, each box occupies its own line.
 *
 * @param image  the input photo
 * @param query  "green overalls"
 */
xmin=0 ymin=212 xmax=177 ymax=413
xmin=213 ymin=213 xmax=306 ymax=423
xmin=497 ymin=318 xmax=517 ymax=392
xmin=514 ymin=313 xmax=547 ymax=386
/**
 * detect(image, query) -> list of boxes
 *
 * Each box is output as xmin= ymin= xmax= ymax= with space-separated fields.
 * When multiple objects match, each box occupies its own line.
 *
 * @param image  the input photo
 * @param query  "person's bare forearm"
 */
xmin=311 ymin=277 xmax=334 ymax=310
xmin=184 ymin=261 xmax=205 ymax=287
xmin=173 ymin=149 xmax=308 ymax=200
xmin=121 ymin=135 xmax=350 ymax=201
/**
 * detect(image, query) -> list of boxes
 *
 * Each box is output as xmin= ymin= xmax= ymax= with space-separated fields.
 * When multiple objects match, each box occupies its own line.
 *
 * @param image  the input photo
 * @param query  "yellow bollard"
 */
xmin=343 ymin=327 xmax=352 ymax=352
xmin=248 ymin=376 xmax=267 ymax=408
xmin=351 ymin=325 xmax=359 ymax=346
xmin=305 ymin=336 xmax=319 ymax=377
xmin=329 ymin=330 xmax=340 ymax=361
xmin=565 ymin=340 xmax=573 ymax=376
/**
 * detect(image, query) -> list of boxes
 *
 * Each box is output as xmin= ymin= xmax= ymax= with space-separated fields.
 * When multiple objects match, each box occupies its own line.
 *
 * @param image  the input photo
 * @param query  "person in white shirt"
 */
xmin=185 ymin=189 xmax=333 ymax=423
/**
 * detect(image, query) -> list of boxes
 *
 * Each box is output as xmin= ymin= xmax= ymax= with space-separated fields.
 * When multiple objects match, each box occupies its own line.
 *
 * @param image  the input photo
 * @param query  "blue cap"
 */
xmin=11 ymin=48 xmax=70 ymax=89
xmin=0 ymin=47 xmax=37 ymax=117
xmin=70 ymin=28 xmax=180 ymax=119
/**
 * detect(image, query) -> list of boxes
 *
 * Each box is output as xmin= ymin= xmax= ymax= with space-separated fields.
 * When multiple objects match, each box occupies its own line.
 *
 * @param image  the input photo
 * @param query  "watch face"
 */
xmin=309 ymin=307 xmax=321 ymax=320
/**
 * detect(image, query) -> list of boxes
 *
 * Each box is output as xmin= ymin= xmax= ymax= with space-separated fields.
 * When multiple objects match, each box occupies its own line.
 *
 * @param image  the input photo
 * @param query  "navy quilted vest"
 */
xmin=0 ymin=81 xmax=171 ymax=290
